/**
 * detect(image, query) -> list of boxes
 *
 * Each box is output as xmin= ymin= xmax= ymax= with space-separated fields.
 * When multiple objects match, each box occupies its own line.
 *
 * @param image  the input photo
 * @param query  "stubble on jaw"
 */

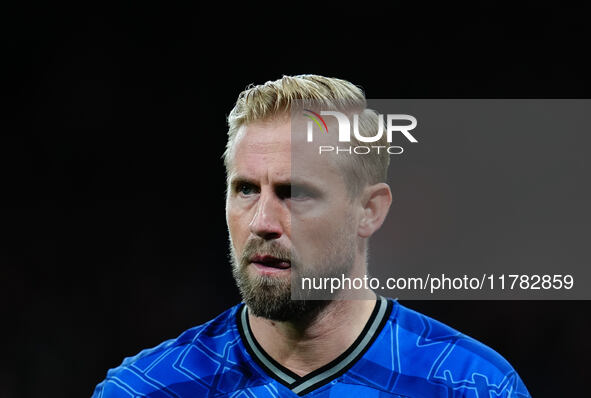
xmin=228 ymin=222 xmax=357 ymax=323
xmin=229 ymin=238 xmax=325 ymax=322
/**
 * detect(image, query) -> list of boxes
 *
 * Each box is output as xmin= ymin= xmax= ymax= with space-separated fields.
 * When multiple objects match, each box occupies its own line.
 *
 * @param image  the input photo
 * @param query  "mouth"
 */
xmin=250 ymin=254 xmax=291 ymax=271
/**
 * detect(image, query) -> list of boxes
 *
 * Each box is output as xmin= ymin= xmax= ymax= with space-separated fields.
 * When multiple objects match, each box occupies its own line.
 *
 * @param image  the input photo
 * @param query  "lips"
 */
xmin=250 ymin=254 xmax=291 ymax=270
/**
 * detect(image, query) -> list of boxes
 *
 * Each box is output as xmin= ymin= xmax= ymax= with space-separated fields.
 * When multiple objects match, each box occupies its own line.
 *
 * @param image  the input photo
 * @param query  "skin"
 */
xmin=225 ymin=115 xmax=392 ymax=376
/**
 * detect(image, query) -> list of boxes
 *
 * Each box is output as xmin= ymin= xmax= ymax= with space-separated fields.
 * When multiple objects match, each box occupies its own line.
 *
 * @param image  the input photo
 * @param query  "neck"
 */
xmin=247 ymin=290 xmax=377 ymax=377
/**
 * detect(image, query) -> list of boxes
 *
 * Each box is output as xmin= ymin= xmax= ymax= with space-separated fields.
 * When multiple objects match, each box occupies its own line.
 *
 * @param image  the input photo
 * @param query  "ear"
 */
xmin=357 ymin=183 xmax=392 ymax=238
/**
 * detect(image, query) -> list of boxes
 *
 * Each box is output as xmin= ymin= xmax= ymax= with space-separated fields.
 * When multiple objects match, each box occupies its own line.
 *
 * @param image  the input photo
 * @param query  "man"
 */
xmin=92 ymin=75 xmax=531 ymax=397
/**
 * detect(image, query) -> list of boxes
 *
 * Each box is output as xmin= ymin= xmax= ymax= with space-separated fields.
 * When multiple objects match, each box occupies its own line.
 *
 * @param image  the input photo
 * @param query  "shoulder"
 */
xmin=383 ymin=300 xmax=531 ymax=397
xmin=91 ymin=304 xmax=247 ymax=397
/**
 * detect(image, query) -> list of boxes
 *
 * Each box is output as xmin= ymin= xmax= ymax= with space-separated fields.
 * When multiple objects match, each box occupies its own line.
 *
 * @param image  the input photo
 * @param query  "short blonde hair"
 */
xmin=223 ymin=74 xmax=390 ymax=196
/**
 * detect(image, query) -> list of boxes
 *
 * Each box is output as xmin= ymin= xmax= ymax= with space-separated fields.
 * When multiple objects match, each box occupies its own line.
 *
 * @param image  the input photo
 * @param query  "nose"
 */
xmin=249 ymin=189 xmax=284 ymax=241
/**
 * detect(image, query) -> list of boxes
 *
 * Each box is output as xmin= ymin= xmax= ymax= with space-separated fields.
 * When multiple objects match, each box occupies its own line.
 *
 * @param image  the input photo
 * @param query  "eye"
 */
xmin=277 ymin=184 xmax=314 ymax=201
xmin=290 ymin=186 xmax=311 ymax=200
xmin=236 ymin=182 xmax=259 ymax=196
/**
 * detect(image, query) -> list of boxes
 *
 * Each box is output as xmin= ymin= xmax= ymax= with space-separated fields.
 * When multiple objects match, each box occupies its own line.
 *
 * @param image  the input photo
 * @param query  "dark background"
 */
xmin=1 ymin=3 xmax=589 ymax=397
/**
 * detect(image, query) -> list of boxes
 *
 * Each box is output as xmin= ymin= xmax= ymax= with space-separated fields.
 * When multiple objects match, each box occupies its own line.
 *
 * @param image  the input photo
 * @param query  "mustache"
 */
xmin=240 ymin=238 xmax=293 ymax=267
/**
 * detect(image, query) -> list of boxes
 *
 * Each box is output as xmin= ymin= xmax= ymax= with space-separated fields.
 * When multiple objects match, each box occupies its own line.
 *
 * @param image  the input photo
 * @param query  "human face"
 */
xmin=225 ymin=116 xmax=361 ymax=321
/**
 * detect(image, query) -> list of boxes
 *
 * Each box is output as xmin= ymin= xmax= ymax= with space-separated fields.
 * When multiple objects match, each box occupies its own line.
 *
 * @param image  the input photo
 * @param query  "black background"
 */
xmin=1 ymin=3 xmax=589 ymax=397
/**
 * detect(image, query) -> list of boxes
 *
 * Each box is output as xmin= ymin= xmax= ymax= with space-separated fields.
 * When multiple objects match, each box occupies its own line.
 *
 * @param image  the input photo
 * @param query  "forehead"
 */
xmin=228 ymin=117 xmax=343 ymax=183
xmin=234 ymin=118 xmax=291 ymax=157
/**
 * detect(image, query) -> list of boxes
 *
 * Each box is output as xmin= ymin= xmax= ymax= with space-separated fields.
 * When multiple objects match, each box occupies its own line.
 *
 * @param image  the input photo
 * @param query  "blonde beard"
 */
xmin=229 ymin=226 xmax=356 ymax=321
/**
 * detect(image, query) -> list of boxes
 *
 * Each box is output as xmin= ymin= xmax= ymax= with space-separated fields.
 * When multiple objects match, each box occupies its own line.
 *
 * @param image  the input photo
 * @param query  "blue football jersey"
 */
xmin=92 ymin=297 xmax=531 ymax=397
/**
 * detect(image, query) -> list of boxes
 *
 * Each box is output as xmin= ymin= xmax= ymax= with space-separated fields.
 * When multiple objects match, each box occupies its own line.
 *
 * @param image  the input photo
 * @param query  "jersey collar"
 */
xmin=236 ymin=296 xmax=393 ymax=396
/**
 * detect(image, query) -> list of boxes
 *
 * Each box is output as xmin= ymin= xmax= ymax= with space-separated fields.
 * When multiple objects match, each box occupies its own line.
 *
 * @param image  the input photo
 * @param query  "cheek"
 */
xmin=292 ymin=215 xmax=338 ymax=253
xmin=294 ymin=203 xmax=356 ymax=246
xmin=226 ymin=205 xmax=246 ymax=243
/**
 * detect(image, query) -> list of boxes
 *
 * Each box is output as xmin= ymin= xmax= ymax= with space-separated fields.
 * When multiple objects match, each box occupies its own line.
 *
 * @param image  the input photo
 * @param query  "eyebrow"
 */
xmin=228 ymin=176 xmax=257 ymax=191
xmin=228 ymin=175 xmax=321 ymax=194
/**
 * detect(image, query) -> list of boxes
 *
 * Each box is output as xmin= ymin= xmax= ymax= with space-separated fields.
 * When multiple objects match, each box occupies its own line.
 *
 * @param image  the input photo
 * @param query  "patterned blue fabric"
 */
xmin=92 ymin=299 xmax=530 ymax=397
